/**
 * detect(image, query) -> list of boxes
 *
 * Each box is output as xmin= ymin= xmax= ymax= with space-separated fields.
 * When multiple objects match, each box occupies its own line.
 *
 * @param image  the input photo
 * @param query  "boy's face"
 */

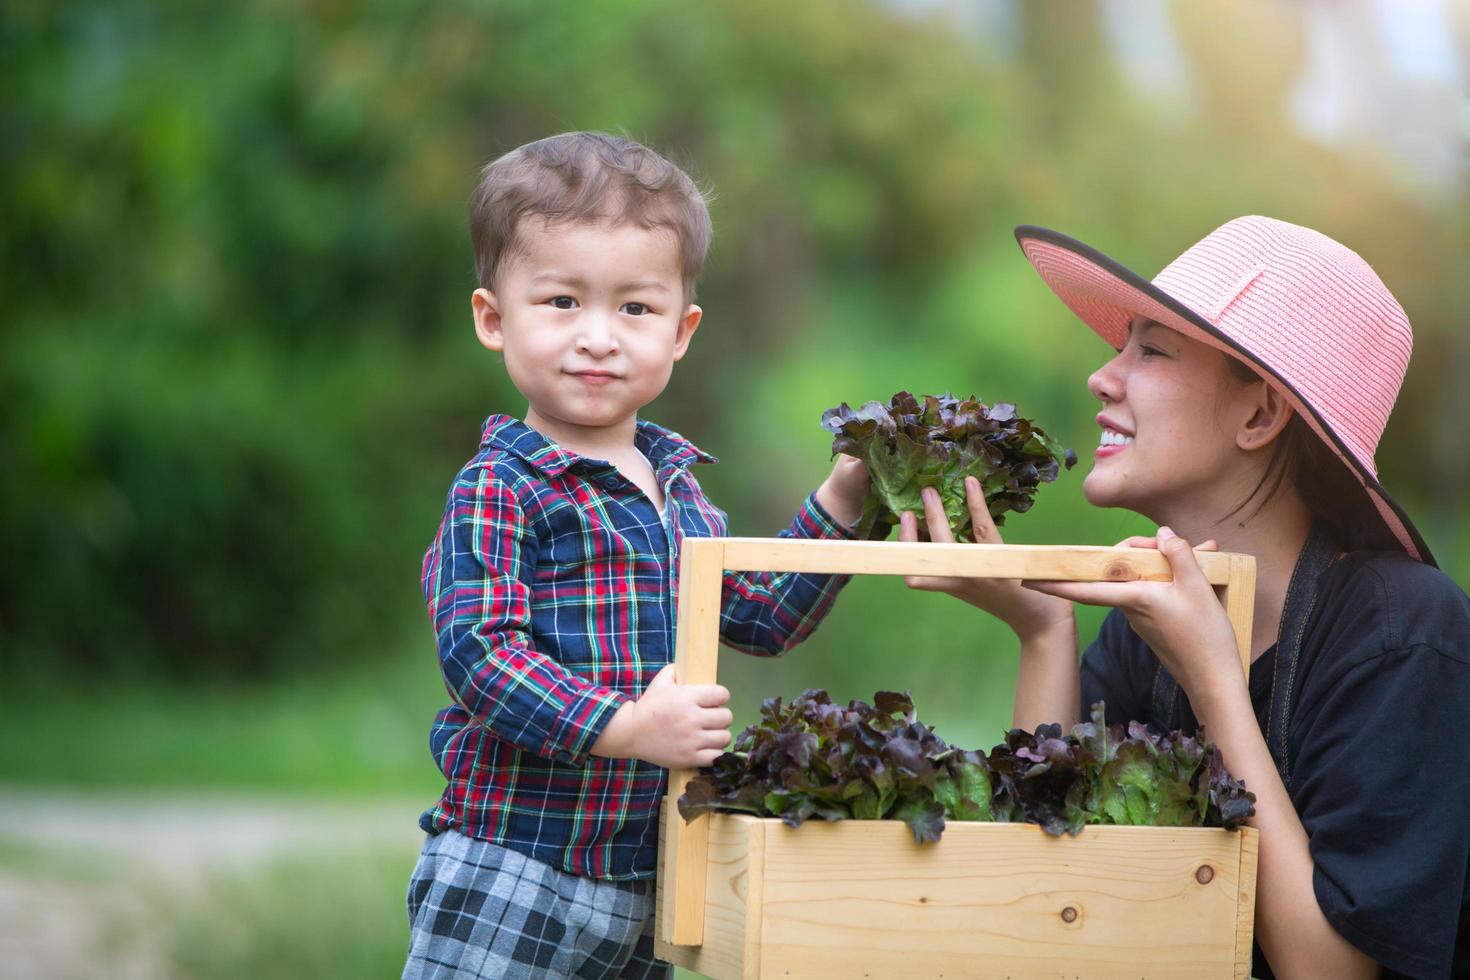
xmin=472 ymin=218 xmax=701 ymax=449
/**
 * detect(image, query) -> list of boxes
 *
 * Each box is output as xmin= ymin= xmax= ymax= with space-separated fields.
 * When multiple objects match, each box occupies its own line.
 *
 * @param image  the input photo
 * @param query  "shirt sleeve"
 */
xmin=717 ymin=492 xmax=856 ymax=656
xmin=423 ymin=466 xmax=627 ymax=765
xmin=1078 ymin=608 xmax=1155 ymax=726
xmin=1291 ymin=641 xmax=1470 ymax=978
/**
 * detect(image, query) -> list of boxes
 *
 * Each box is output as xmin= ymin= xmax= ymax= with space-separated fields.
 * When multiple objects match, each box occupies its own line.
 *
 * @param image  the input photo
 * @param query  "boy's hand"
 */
xmin=591 ymin=665 xmax=732 ymax=768
xmin=815 ymin=454 xmax=870 ymax=529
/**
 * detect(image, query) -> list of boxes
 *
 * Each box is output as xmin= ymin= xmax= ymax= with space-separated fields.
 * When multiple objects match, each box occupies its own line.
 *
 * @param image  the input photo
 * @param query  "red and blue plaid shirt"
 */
xmin=419 ymin=415 xmax=854 ymax=880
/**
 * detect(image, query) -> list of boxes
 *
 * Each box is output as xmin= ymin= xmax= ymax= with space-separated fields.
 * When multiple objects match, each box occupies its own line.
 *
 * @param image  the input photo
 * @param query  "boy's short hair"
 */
xmin=470 ymin=132 xmax=712 ymax=298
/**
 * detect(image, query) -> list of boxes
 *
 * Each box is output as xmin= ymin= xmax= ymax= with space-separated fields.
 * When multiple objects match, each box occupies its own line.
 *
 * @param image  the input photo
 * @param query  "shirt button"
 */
xmin=601 ymin=477 xmax=624 ymax=491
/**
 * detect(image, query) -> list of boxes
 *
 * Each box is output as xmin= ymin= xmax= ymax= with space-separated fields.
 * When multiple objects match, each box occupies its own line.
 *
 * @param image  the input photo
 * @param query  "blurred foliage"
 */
xmin=3 ymin=0 xmax=1466 ymax=713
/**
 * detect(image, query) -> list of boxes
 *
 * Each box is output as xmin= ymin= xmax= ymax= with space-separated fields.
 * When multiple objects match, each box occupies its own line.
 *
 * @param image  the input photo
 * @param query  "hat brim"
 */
xmin=1015 ymin=224 xmax=1434 ymax=566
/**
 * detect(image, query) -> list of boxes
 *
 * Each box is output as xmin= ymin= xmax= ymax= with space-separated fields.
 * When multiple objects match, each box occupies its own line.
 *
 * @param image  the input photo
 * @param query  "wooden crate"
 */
xmin=654 ymin=539 xmax=1260 ymax=980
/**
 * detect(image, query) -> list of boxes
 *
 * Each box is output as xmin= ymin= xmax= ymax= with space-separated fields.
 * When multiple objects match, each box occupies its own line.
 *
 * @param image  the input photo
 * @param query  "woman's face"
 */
xmin=1083 ymin=319 xmax=1260 ymax=522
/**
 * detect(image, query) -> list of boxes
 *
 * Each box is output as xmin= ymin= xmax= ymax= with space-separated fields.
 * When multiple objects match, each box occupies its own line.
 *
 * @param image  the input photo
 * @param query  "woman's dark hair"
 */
xmin=1225 ymin=355 xmax=1398 ymax=552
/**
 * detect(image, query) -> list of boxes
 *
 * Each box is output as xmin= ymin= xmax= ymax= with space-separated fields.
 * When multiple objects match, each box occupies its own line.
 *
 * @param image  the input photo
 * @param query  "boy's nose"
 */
xmin=575 ymin=314 xmax=620 ymax=357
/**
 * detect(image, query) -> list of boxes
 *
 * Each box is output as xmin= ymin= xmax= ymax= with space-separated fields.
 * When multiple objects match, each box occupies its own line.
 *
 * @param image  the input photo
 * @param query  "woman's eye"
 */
xmin=549 ymin=296 xmax=577 ymax=310
xmin=1139 ymin=345 xmax=1164 ymax=358
xmin=621 ymin=302 xmax=650 ymax=316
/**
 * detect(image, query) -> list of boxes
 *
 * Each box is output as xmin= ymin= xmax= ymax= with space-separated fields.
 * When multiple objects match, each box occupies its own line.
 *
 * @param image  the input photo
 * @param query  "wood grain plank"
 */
xmin=1224 ymin=553 xmax=1258 ymax=678
xmin=718 ymin=538 xmax=1237 ymax=583
xmin=655 ymin=813 xmax=758 ymax=979
xmin=1233 ymin=828 xmax=1261 ymax=980
xmin=754 ymin=821 xmax=1247 ymax=979
xmin=660 ymin=538 xmax=725 ymax=946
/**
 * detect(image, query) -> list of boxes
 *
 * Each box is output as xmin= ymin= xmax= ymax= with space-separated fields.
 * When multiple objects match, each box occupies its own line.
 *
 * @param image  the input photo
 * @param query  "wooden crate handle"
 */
xmin=659 ymin=537 xmax=1256 ymax=947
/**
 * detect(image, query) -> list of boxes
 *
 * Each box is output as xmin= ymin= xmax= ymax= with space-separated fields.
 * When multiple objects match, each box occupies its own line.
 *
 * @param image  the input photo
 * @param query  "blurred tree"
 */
xmin=1 ymin=0 xmax=1463 ymax=688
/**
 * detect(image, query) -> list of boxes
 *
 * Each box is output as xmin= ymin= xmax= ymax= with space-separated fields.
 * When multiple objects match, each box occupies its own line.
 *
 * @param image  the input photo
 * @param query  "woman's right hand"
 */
xmin=899 ymin=477 xmax=1074 ymax=642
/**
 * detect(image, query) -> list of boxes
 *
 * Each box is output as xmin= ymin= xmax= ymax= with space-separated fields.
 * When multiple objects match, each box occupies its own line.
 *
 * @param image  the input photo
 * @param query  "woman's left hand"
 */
xmin=1023 ymin=526 xmax=1246 ymax=710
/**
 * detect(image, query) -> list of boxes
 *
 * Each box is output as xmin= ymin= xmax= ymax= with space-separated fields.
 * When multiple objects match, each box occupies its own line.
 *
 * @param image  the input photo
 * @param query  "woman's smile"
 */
xmin=1095 ymin=413 xmax=1133 ymax=458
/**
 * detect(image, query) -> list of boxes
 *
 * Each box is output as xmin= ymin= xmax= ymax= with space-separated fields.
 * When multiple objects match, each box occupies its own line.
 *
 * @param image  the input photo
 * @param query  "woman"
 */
xmin=901 ymin=217 xmax=1469 ymax=979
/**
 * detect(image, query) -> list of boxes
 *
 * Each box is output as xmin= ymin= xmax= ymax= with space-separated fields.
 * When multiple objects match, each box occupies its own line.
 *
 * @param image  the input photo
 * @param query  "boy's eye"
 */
xmin=1139 ymin=344 xmax=1164 ymax=358
xmin=620 ymin=302 xmax=650 ymax=316
xmin=549 ymin=296 xmax=578 ymax=310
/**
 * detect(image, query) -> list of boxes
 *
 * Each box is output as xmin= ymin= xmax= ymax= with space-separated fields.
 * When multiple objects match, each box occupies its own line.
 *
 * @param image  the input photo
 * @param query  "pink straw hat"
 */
xmin=1015 ymin=216 xmax=1432 ymax=565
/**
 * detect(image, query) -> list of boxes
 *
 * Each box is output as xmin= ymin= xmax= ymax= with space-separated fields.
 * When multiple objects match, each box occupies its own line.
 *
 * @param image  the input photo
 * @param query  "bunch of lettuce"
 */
xmin=821 ymin=391 xmax=1076 ymax=538
xmin=678 ymin=689 xmax=995 ymax=844
xmin=989 ymin=704 xmax=1257 ymax=838
xmin=678 ymin=693 xmax=1254 ymax=844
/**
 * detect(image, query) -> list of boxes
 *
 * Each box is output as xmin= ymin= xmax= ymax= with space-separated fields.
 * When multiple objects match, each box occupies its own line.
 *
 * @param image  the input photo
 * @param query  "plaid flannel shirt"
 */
xmin=419 ymin=415 xmax=854 ymax=880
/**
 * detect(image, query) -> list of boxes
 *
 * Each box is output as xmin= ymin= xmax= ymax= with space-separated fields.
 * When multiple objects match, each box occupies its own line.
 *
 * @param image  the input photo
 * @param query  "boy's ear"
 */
xmin=1237 ymin=382 xmax=1293 ymax=452
xmin=472 ymin=288 xmax=504 ymax=352
xmin=671 ymin=304 xmax=702 ymax=361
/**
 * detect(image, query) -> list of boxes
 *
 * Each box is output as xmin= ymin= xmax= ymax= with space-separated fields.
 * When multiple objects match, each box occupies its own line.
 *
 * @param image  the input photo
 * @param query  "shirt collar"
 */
xmin=480 ymin=415 xmax=717 ymax=477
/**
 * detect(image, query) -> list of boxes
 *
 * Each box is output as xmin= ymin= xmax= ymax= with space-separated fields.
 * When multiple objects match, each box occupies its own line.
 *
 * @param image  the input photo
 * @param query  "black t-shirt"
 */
xmin=1080 ymin=551 xmax=1470 ymax=980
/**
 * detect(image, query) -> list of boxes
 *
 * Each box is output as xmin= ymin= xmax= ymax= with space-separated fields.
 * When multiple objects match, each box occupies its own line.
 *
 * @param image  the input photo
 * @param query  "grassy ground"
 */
xmin=0 ymin=797 xmax=706 ymax=979
xmin=0 ymin=654 xmax=446 ymax=977
xmin=170 ymin=848 xmax=415 ymax=978
xmin=0 ymin=824 xmax=415 ymax=979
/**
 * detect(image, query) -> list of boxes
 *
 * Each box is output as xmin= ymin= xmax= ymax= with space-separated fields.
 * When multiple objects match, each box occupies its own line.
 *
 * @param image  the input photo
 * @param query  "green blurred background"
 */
xmin=3 ymin=0 xmax=1467 ymax=976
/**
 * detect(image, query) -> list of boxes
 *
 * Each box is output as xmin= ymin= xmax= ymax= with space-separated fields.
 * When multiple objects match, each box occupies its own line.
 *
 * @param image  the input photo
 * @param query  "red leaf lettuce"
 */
xmin=679 ymin=694 xmax=1254 ymax=844
xmin=821 ymin=391 xmax=1076 ymax=538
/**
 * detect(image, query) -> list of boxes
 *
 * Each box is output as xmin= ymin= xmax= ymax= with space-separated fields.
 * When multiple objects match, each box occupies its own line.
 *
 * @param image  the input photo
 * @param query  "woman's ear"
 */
xmin=472 ymin=288 xmax=503 ymax=351
xmin=1237 ymin=383 xmax=1294 ymax=452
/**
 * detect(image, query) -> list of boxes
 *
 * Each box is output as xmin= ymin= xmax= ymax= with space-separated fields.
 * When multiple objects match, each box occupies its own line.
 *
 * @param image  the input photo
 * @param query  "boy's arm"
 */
xmin=426 ymin=468 xmax=627 ymax=766
xmin=717 ymin=458 xmax=867 ymax=656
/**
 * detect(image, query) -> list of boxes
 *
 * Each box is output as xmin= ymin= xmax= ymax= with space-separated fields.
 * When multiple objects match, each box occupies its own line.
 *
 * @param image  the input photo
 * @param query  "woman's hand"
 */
xmin=898 ymin=477 xmax=1074 ymax=642
xmin=1023 ymin=526 xmax=1244 ymax=712
xmin=901 ymin=477 xmax=1079 ymax=730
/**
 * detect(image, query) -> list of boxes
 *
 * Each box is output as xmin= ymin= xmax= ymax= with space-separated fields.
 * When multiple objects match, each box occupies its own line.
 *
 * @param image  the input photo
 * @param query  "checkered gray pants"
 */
xmin=402 ymin=830 xmax=670 ymax=979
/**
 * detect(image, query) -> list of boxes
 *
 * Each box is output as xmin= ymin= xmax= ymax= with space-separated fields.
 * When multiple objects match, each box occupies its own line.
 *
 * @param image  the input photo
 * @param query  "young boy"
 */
xmin=402 ymin=132 xmax=869 ymax=979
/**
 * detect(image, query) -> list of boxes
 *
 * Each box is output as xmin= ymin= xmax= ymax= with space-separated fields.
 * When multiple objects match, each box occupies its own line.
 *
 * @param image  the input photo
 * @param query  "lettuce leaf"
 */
xmin=821 ymin=391 xmax=1076 ymax=538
